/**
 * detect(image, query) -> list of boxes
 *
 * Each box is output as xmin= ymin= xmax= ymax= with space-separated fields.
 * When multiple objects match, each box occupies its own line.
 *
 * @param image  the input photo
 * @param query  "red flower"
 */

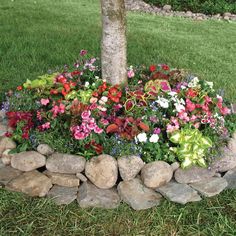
xmin=98 ymin=82 xmax=107 ymax=94
xmin=149 ymin=65 xmax=156 ymax=72
xmin=186 ymin=88 xmax=198 ymax=98
xmin=57 ymin=75 xmax=67 ymax=84
xmin=162 ymin=64 xmax=170 ymax=71
xmin=17 ymin=86 xmax=23 ymax=91
xmin=71 ymin=70 xmax=81 ymax=77
xmin=50 ymin=89 xmax=59 ymax=95
xmin=108 ymin=86 xmax=122 ymax=103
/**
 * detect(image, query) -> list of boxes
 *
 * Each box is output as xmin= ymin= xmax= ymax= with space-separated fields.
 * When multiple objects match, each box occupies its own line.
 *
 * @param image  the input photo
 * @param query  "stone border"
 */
xmin=0 ymin=134 xmax=236 ymax=210
xmin=125 ymin=0 xmax=236 ymax=21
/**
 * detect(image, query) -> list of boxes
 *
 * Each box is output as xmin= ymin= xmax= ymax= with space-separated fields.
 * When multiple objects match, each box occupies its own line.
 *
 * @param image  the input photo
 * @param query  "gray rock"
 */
xmin=156 ymin=181 xmax=201 ymax=204
xmin=171 ymin=162 xmax=180 ymax=172
xmin=175 ymin=166 xmax=215 ymax=184
xmin=210 ymin=147 xmax=236 ymax=172
xmin=77 ymin=181 xmax=120 ymax=209
xmin=0 ymin=166 xmax=22 ymax=185
xmin=0 ymin=137 xmax=16 ymax=155
xmin=186 ymin=11 xmax=193 ymax=17
xmin=163 ymin=5 xmax=171 ymax=11
xmin=228 ymin=138 xmax=236 ymax=154
xmin=6 ymin=170 xmax=52 ymax=197
xmin=118 ymin=155 xmax=145 ymax=181
xmin=190 ymin=177 xmax=228 ymax=197
xmin=223 ymin=12 xmax=231 ymax=17
xmin=47 ymin=185 xmax=78 ymax=205
xmin=11 ymin=151 xmax=46 ymax=172
xmin=1 ymin=149 xmax=13 ymax=165
xmin=0 ymin=123 xmax=8 ymax=137
xmin=44 ymin=171 xmax=80 ymax=187
xmin=0 ymin=110 xmax=6 ymax=122
xmin=46 ymin=153 xmax=86 ymax=174
xmin=0 ymin=158 xmax=5 ymax=168
xmin=76 ymin=173 xmax=87 ymax=182
xmin=37 ymin=144 xmax=54 ymax=156
xmin=117 ymin=178 xmax=162 ymax=210
xmin=85 ymin=154 xmax=118 ymax=189
xmin=141 ymin=161 xmax=173 ymax=188
xmin=223 ymin=168 xmax=236 ymax=189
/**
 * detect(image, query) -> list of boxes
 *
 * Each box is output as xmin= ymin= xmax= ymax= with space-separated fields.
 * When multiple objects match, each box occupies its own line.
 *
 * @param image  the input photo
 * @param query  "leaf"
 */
xmin=139 ymin=122 xmax=150 ymax=132
xmin=106 ymin=124 xmax=119 ymax=133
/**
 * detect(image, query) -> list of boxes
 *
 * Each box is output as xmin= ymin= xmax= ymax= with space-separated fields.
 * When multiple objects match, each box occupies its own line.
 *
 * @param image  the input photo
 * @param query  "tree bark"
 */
xmin=101 ymin=0 xmax=127 ymax=86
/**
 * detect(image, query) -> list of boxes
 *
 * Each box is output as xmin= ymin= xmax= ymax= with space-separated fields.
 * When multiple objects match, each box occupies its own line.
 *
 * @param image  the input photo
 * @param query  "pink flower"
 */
xmin=220 ymin=107 xmax=231 ymax=116
xmin=160 ymin=81 xmax=170 ymax=91
xmin=127 ymin=70 xmax=135 ymax=78
xmin=40 ymin=98 xmax=50 ymax=106
xmin=90 ymin=97 xmax=98 ymax=104
xmin=178 ymin=112 xmax=190 ymax=122
xmin=89 ymin=103 xmax=97 ymax=110
xmin=100 ymin=118 xmax=109 ymax=126
xmin=194 ymin=122 xmax=200 ymax=129
xmin=149 ymin=116 xmax=158 ymax=123
xmin=186 ymin=99 xmax=196 ymax=112
xmin=87 ymin=123 xmax=97 ymax=130
xmin=74 ymin=131 xmax=86 ymax=140
xmin=81 ymin=110 xmax=91 ymax=120
xmin=166 ymin=124 xmax=179 ymax=133
xmin=80 ymin=49 xmax=87 ymax=56
xmin=94 ymin=126 xmax=103 ymax=134
xmin=42 ymin=122 xmax=50 ymax=130
xmin=153 ymin=128 xmax=161 ymax=134
xmin=37 ymin=111 xmax=42 ymax=121
xmin=97 ymin=105 xmax=107 ymax=112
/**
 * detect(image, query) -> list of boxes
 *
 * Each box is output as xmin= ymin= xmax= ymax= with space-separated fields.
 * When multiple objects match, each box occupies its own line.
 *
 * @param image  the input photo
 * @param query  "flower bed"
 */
xmin=1 ymin=50 xmax=235 ymax=169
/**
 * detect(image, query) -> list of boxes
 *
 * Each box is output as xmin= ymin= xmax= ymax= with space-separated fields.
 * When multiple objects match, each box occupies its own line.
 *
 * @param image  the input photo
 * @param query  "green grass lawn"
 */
xmin=0 ymin=0 xmax=236 ymax=235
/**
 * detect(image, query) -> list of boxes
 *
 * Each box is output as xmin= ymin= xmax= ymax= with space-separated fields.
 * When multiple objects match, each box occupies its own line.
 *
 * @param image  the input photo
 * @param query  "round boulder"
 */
xmin=37 ymin=144 xmax=54 ymax=156
xmin=85 ymin=154 xmax=118 ymax=189
xmin=141 ymin=161 xmax=173 ymax=188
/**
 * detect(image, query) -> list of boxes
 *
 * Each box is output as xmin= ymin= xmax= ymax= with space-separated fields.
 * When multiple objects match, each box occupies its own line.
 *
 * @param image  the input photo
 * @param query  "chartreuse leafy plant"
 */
xmin=1 ymin=50 xmax=234 ymax=169
xmin=170 ymin=127 xmax=212 ymax=168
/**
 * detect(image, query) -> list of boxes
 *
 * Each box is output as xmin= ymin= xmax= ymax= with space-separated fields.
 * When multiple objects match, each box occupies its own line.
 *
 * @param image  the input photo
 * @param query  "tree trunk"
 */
xmin=101 ymin=0 xmax=127 ymax=86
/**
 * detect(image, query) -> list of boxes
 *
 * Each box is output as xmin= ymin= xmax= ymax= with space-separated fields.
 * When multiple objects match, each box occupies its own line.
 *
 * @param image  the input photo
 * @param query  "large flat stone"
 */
xmin=190 ymin=177 xmax=228 ymax=197
xmin=117 ymin=178 xmax=162 ymax=210
xmin=47 ymin=185 xmax=78 ymax=205
xmin=156 ymin=181 xmax=201 ymax=204
xmin=0 ymin=166 xmax=22 ymax=185
xmin=44 ymin=171 xmax=80 ymax=187
xmin=11 ymin=151 xmax=46 ymax=171
xmin=223 ymin=168 xmax=236 ymax=189
xmin=175 ymin=166 xmax=215 ymax=184
xmin=6 ymin=170 xmax=52 ymax=197
xmin=77 ymin=181 xmax=120 ymax=209
xmin=46 ymin=153 xmax=86 ymax=174
xmin=85 ymin=154 xmax=118 ymax=189
xmin=118 ymin=155 xmax=145 ymax=181
xmin=210 ymin=147 xmax=236 ymax=173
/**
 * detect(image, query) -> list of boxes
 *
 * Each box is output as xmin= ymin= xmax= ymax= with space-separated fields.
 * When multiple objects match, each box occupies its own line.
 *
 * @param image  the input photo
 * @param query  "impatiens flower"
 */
xmin=149 ymin=65 xmax=156 ymax=72
xmin=80 ymin=49 xmax=87 ymax=56
xmin=174 ymin=103 xmax=185 ymax=113
xmin=161 ymin=64 xmax=169 ymax=71
xmin=127 ymin=67 xmax=135 ymax=78
xmin=186 ymin=99 xmax=196 ymax=112
xmin=74 ymin=131 xmax=87 ymax=140
xmin=81 ymin=110 xmax=91 ymax=120
xmin=90 ymin=97 xmax=98 ymax=104
xmin=220 ymin=107 xmax=231 ymax=116
xmin=100 ymin=118 xmax=109 ymax=126
xmin=97 ymin=105 xmax=107 ymax=112
xmin=94 ymin=126 xmax=103 ymax=134
xmin=156 ymin=97 xmax=169 ymax=108
xmin=136 ymin=132 xmax=147 ymax=143
xmin=149 ymin=134 xmax=159 ymax=143
xmin=99 ymin=96 xmax=108 ymax=105
xmin=40 ymin=98 xmax=50 ymax=106
xmin=17 ymin=86 xmax=23 ymax=91
xmin=42 ymin=122 xmax=50 ymax=130
xmin=153 ymin=127 xmax=161 ymax=134
xmin=186 ymin=88 xmax=198 ymax=98
xmin=84 ymin=82 xmax=90 ymax=87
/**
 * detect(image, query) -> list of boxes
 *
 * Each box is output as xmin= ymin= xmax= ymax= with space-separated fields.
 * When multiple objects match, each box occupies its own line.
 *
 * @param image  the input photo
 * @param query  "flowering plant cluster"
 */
xmin=2 ymin=50 xmax=234 ymax=168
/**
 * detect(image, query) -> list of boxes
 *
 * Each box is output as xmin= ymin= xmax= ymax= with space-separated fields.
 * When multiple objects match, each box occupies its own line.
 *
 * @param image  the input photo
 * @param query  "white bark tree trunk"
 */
xmin=101 ymin=0 xmax=127 ymax=86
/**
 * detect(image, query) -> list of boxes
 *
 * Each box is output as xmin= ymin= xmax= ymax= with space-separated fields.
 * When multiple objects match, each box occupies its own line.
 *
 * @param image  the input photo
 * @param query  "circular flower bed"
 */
xmin=1 ymin=50 xmax=235 ymax=169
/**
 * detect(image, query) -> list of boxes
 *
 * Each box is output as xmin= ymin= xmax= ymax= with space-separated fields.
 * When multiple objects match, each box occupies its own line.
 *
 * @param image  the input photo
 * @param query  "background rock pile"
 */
xmin=125 ymin=0 xmax=236 ymax=21
xmin=0 ymin=133 xmax=236 ymax=210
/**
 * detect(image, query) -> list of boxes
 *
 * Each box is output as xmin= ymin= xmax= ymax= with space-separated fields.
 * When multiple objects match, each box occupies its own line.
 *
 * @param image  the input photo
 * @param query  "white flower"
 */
xmin=188 ymin=77 xmax=200 ymax=88
xmin=149 ymin=134 xmax=159 ymax=143
xmin=157 ymin=97 xmax=169 ymax=108
xmin=136 ymin=133 xmax=147 ymax=143
xmin=206 ymin=81 xmax=213 ymax=88
xmin=168 ymin=91 xmax=177 ymax=97
xmin=174 ymin=103 xmax=185 ymax=112
xmin=84 ymin=82 xmax=90 ymax=88
xmin=181 ymin=85 xmax=187 ymax=89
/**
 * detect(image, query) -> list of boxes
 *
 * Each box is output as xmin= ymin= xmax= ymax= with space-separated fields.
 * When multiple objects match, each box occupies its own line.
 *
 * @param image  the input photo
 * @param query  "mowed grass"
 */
xmin=0 ymin=0 xmax=236 ymax=101
xmin=0 ymin=0 xmax=236 ymax=235
xmin=0 ymin=188 xmax=236 ymax=236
